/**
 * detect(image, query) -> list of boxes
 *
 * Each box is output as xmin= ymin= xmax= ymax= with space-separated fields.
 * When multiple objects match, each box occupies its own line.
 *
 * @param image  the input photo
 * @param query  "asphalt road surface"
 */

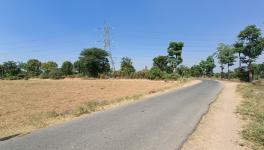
xmin=0 ymin=80 xmax=223 ymax=150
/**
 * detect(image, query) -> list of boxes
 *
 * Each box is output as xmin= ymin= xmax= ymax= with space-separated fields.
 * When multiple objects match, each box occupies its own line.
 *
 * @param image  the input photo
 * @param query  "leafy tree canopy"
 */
xmin=120 ymin=57 xmax=136 ymax=75
xmin=41 ymin=61 xmax=58 ymax=73
xmin=238 ymin=25 xmax=264 ymax=62
xmin=2 ymin=61 xmax=21 ymax=77
xmin=167 ymin=41 xmax=184 ymax=71
xmin=153 ymin=55 xmax=172 ymax=72
xmin=79 ymin=48 xmax=110 ymax=77
xmin=26 ymin=59 xmax=42 ymax=76
xmin=61 ymin=61 xmax=73 ymax=76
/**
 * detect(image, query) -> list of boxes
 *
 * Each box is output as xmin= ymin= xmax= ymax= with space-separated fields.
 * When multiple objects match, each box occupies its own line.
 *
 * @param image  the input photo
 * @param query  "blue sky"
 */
xmin=0 ymin=0 xmax=263 ymax=71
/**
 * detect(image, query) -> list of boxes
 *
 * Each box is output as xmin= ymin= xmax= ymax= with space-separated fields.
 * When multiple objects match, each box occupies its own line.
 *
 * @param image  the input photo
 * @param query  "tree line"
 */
xmin=0 ymin=24 xmax=263 ymax=81
xmin=215 ymin=24 xmax=264 ymax=81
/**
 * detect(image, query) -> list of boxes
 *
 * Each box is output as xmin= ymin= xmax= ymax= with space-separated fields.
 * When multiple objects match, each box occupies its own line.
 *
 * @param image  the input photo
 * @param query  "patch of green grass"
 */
xmin=237 ymin=81 xmax=264 ymax=150
xmin=26 ymin=110 xmax=61 ymax=128
xmin=71 ymin=101 xmax=103 ymax=116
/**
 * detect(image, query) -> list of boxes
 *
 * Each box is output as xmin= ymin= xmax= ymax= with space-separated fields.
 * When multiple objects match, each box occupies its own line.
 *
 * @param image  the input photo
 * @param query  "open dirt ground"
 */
xmin=182 ymin=81 xmax=249 ymax=150
xmin=0 ymin=78 xmax=197 ymax=139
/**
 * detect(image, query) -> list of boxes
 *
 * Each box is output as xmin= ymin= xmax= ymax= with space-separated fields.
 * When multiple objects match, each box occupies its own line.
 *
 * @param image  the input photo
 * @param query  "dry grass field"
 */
xmin=0 ymin=78 xmax=189 ymax=139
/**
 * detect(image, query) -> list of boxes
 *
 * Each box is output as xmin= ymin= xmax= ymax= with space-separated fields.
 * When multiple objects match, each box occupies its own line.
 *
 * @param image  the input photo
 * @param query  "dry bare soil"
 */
xmin=0 ymin=78 xmax=193 ymax=139
xmin=182 ymin=81 xmax=249 ymax=150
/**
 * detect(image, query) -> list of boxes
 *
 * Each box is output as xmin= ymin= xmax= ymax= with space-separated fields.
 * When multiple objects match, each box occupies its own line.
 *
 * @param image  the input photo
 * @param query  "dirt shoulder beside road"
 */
xmin=182 ymin=81 xmax=249 ymax=150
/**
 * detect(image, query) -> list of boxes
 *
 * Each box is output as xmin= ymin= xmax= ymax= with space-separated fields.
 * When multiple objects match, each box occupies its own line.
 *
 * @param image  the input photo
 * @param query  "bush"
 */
xmin=134 ymin=70 xmax=149 ymax=79
xmin=99 ymin=74 xmax=109 ymax=79
xmin=148 ymin=67 xmax=164 ymax=80
xmin=49 ymin=69 xmax=64 ymax=79
xmin=39 ymin=69 xmax=64 ymax=79
xmin=163 ymin=73 xmax=180 ymax=80
xmin=39 ymin=72 xmax=50 ymax=79
xmin=234 ymin=68 xmax=249 ymax=81
xmin=17 ymin=72 xmax=28 ymax=79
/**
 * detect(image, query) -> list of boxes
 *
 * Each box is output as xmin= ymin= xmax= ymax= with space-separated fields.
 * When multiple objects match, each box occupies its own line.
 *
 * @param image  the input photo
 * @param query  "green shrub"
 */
xmin=148 ymin=67 xmax=164 ymax=80
xmin=99 ymin=74 xmax=109 ymax=79
xmin=163 ymin=73 xmax=180 ymax=80
xmin=48 ymin=69 xmax=64 ymax=79
xmin=39 ymin=72 xmax=50 ymax=79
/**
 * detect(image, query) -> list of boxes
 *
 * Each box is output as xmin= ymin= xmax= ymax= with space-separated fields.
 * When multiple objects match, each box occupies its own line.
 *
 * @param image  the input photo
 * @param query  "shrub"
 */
xmin=39 ymin=72 xmax=50 ymax=79
xmin=99 ymin=74 xmax=109 ymax=79
xmin=163 ymin=73 xmax=180 ymax=80
xmin=49 ymin=69 xmax=64 ymax=79
xmin=134 ymin=70 xmax=149 ymax=79
xmin=234 ymin=68 xmax=249 ymax=81
xmin=148 ymin=67 xmax=164 ymax=80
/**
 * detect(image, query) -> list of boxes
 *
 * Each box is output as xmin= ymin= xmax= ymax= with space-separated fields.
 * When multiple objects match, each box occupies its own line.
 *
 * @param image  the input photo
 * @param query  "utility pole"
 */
xmin=103 ymin=23 xmax=115 ymax=71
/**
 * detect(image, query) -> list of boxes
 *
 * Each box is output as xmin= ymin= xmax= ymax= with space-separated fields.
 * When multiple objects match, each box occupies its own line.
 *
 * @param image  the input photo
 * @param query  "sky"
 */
xmin=0 ymin=0 xmax=264 ymax=71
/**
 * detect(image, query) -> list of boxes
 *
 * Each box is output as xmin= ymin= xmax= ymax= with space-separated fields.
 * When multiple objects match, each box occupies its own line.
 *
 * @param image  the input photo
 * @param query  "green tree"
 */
xmin=238 ymin=25 xmax=264 ymax=82
xmin=233 ymin=42 xmax=244 ymax=68
xmin=177 ymin=65 xmax=190 ymax=77
xmin=73 ymin=60 xmax=84 ymax=74
xmin=217 ymin=43 xmax=228 ymax=78
xmin=148 ymin=66 xmax=164 ymax=80
xmin=205 ymin=55 xmax=216 ymax=77
xmin=252 ymin=63 xmax=264 ymax=80
xmin=199 ymin=60 xmax=207 ymax=77
xmin=2 ymin=61 xmax=20 ymax=77
xmin=120 ymin=57 xmax=136 ymax=76
xmin=167 ymin=41 xmax=184 ymax=72
xmin=79 ymin=48 xmax=110 ymax=77
xmin=0 ymin=64 xmax=4 ymax=78
xmin=190 ymin=65 xmax=203 ymax=77
xmin=199 ymin=56 xmax=216 ymax=77
xmin=41 ymin=61 xmax=58 ymax=74
xmin=61 ymin=61 xmax=73 ymax=76
xmin=26 ymin=59 xmax=42 ymax=77
xmin=216 ymin=43 xmax=237 ymax=79
xmin=153 ymin=55 xmax=171 ymax=72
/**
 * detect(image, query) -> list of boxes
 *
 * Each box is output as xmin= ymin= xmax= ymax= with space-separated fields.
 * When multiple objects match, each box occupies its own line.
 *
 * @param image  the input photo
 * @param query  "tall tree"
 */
xmin=120 ymin=57 xmax=136 ymax=75
xmin=217 ymin=43 xmax=236 ymax=79
xmin=225 ymin=48 xmax=237 ymax=78
xmin=199 ymin=56 xmax=216 ymax=77
xmin=61 ymin=61 xmax=73 ymax=76
xmin=79 ymin=48 xmax=110 ymax=77
xmin=167 ymin=41 xmax=184 ymax=72
xmin=26 ymin=59 xmax=42 ymax=76
xmin=199 ymin=60 xmax=207 ymax=77
xmin=217 ymin=43 xmax=228 ymax=78
xmin=233 ymin=42 xmax=244 ymax=68
xmin=238 ymin=25 xmax=264 ymax=82
xmin=206 ymin=55 xmax=216 ymax=77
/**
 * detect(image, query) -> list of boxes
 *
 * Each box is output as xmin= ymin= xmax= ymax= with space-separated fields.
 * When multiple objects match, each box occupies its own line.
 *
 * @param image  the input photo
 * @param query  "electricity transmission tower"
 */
xmin=103 ymin=23 xmax=115 ymax=71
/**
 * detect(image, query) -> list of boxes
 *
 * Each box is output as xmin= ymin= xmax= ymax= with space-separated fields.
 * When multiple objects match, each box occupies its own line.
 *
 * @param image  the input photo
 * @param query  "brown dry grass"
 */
xmin=0 ymin=78 xmax=190 ymax=138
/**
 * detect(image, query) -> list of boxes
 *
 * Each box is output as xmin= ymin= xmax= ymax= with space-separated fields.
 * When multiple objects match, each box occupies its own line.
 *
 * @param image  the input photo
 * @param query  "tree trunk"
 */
xmin=238 ymin=52 xmax=241 ymax=69
xmin=220 ymin=65 xmax=224 ymax=79
xmin=227 ymin=64 xmax=230 ymax=79
xmin=248 ymin=62 xmax=253 ymax=82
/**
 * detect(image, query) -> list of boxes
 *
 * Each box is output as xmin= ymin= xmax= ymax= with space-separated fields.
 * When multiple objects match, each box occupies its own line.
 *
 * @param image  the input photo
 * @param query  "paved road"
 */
xmin=0 ymin=80 xmax=223 ymax=150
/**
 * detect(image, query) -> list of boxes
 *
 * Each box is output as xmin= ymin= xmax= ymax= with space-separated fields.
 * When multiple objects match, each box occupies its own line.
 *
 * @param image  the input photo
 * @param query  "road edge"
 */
xmin=179 ymin=80 xmax=224 ymax=150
